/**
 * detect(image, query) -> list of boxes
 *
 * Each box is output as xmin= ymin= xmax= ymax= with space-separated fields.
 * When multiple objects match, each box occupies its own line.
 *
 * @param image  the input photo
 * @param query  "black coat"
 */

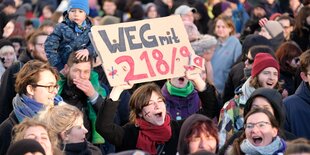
xmin=0 ymin=62 xmax=24 ymax=123
xmin=0 ymin=112 xmax=18 ymax=155
xmin=96 ymin=98 xmax=182 ymax=155
xmin=63 ymin=141 xmax=102 ymax=155
xmin=222 ymin=62 xmax=246 ymax=103
xmin=290 ymin=26 xmax=310 ymax=52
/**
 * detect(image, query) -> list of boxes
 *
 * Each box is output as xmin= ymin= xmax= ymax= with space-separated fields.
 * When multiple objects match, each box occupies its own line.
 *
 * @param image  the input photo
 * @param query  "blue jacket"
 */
xmin=284 ymin=81 xmax=310 ymax=139
xmin=211 ymin=36 xmax=242 ymax=94
xmin=45 ymin=12 xmax=95 ymax=71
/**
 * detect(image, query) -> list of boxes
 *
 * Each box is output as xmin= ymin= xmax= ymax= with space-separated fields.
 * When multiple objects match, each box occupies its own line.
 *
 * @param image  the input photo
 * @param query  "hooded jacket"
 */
xmin=243 ymin=88 xmax=284 ymax=127
xmin=177 ymin=114 xmax=217 ymax=155
xmin=284 ymin=81 xmax=310 ymax=139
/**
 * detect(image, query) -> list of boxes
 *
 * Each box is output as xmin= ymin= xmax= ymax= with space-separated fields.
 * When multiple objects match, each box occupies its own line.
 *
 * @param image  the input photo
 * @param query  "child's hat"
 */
xmin=68 ymin=0 xmax=89 ymax=15
xmin=251 ymin=53 xmax=280 ymax=78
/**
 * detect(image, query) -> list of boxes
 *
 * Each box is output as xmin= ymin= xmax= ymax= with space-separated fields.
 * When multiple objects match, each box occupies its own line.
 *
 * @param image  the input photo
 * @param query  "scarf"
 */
xmin=166 ymin=81 xmax=194 ymax=97
xmin=13 ymin=94 xmax=44 ymax=122
xmin=74 ymin=21 xmax=87 ymax=33
xmin=240 ymin=136 xmax=285 ymax=155
xmin=239 ymin=77 xmax=256 ymax=105
xmin=136 ymin=115 xmax=172 ymax=155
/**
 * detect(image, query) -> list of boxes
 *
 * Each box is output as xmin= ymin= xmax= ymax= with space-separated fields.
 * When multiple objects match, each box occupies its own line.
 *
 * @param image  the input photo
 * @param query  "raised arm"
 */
xmin=95 ymin=83 xmax=133 ymax=146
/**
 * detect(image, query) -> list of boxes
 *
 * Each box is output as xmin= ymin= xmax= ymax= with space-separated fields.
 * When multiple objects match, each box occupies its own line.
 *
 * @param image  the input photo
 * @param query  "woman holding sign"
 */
xmin=96 ymin=69 xmax=212 ymax=155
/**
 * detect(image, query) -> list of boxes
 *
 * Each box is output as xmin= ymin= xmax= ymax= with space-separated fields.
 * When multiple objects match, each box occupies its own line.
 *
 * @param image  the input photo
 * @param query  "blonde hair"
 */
xmin=0 ymin=45 xmax=17 ymax=62
xmin=38 ymin=103 xmax=83 ymax=144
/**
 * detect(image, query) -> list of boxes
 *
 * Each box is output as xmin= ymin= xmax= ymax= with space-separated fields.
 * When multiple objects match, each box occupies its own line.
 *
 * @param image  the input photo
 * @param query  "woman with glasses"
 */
xmin=0 ymin=60 xmax=62 ymax=155
xmin=275 ymin=41 xmax=303 ymax=97
xmin=38 ymin=103 xmax=102 ymax=155
xmin=227 ymin=108 xmax=286 ymax=155
xmin=219 ymin=88 xmax=296 ymax=154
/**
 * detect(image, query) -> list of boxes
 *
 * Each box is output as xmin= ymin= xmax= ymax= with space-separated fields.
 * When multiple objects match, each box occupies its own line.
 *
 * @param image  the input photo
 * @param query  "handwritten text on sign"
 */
xmin=91 ymin=15 xmax=204 ymax=86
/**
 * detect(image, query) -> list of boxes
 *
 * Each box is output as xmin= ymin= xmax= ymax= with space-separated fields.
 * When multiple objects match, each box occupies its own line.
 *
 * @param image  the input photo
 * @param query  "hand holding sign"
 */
xmin=90 ymin=15 xmax=205 ymax=86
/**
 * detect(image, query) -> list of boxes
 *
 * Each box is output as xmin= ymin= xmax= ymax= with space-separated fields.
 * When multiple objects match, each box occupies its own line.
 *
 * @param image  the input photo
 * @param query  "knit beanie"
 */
xmin=191 ymin=34 xmax=217 ymax=55
xmin=99 ymin=15 xmax=120 ymax=25
xmin=67 ymin=0 xmax=89 ymax=15
xmin=241 ymin=34 xmax=272 ymax=56
xmin=7 ymin=139 xmax=46 ymax=155
xmin=212 ymin=2 xmax=231 ymax=18
xmin=263 ymin=21 xmax=284 ymax=38
xmin=251 ymin=53 xmax=279 ymax=78
xmin=0 ymin=39 xmax=13 ymax=50
xmin=174 ymin=5 xmax=197 ymax=15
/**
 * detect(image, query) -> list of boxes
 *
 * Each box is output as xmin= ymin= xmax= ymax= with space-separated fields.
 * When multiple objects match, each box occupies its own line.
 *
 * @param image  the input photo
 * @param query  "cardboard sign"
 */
xmin=90 ymin=15 xmax=204 ymax=86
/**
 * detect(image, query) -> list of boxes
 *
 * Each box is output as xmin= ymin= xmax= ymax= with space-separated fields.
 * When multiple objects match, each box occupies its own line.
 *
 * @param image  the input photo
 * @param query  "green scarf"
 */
xmin=166 ymin=81 xmax=194 ymax=97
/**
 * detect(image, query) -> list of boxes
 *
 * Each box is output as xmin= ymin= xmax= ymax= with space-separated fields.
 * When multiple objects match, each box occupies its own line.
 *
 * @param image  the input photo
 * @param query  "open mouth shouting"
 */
xmin=252 ymin=136 xmax=263 ymax=146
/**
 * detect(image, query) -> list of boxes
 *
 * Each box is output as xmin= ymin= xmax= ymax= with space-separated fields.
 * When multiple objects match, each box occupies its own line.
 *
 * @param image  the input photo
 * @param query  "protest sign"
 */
xmin=90 ymin=15 xmax=204 ymax=86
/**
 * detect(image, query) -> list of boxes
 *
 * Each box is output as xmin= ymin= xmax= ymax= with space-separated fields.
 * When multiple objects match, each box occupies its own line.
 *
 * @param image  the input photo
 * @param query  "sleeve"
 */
xmin=0 ymin=122 xmax=12 ymax=155
xmin=44 ymin=24 xmax=64 ymax=70
xmin=96 ymin=98 xmax=125 ymax=147
xmin=233 ymin=40 xmax=242 ymax=63
xmin=222 ymin=71 xmax=236 ymax=103
xmin=218 ymin=100 xmax=236 ymax=148
xmin=0 ymin=62 xmax=21 ymax=123
xmin=198 ymin=83 xmax=219 ymax=119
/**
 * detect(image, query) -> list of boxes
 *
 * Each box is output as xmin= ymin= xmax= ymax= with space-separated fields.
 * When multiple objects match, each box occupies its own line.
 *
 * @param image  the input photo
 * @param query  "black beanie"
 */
xmin=0 ymin=39 xmax=13 ymax=49
xmin=6 ymin=139 xmax=46 ymax=155
xmin=242 ymin=34 xmax=272 ymax=56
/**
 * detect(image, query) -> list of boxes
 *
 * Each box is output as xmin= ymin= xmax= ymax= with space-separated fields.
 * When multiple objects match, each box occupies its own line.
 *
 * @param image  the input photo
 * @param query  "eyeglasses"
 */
xmin=292 ymin=57 xmax=300 ymax=63
xmin=244 ymin=121 xmax=271 ymax=130
xmin=246 ymin=57 xmax=254 ymax=64
xmin=32 ymin=84 xmax=59 ymax=93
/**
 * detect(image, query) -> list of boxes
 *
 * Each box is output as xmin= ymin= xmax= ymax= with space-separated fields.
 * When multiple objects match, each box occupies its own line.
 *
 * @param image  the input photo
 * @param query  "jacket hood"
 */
xmin=244 ymin=88 xmax=285 ymax=127
xmin=177 ymin=114 xmax=215 ymax=155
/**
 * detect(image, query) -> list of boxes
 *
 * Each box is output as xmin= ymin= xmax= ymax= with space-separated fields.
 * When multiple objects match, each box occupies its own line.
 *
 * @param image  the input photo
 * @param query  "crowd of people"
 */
xmin=0 ymin=0 xmax=310 ymax=154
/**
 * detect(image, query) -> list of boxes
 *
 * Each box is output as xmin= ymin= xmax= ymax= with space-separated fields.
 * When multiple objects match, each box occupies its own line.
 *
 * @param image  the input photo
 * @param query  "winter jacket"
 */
xmin=162 ymin=82 xmax=218 ymax=120
xmin=218 ymin=78 xmax=255 ymax=148
xmin=284 ymin=81 xmax=310 ymax=139
xmin=162 ymin=83 xmax=200 ymax=121
xmin=62 ymin=141 xmax=102 ymax=155
xmin=0 ymin=61 xmax=24 ymax=123
xmin=45 ymin=12 xmax=95 ymax=71
xmin=222 ymin=62 xmax=246 ymax=103
xmin=290 ymin=25 xmax=310 ymax=52
xmin=96 ymin=98 xmax=183 ymax=155
xmin=0 ymin=112 xmax=18 ymax=155
xmin=211 ymin=36 xmax=242 ymax=94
